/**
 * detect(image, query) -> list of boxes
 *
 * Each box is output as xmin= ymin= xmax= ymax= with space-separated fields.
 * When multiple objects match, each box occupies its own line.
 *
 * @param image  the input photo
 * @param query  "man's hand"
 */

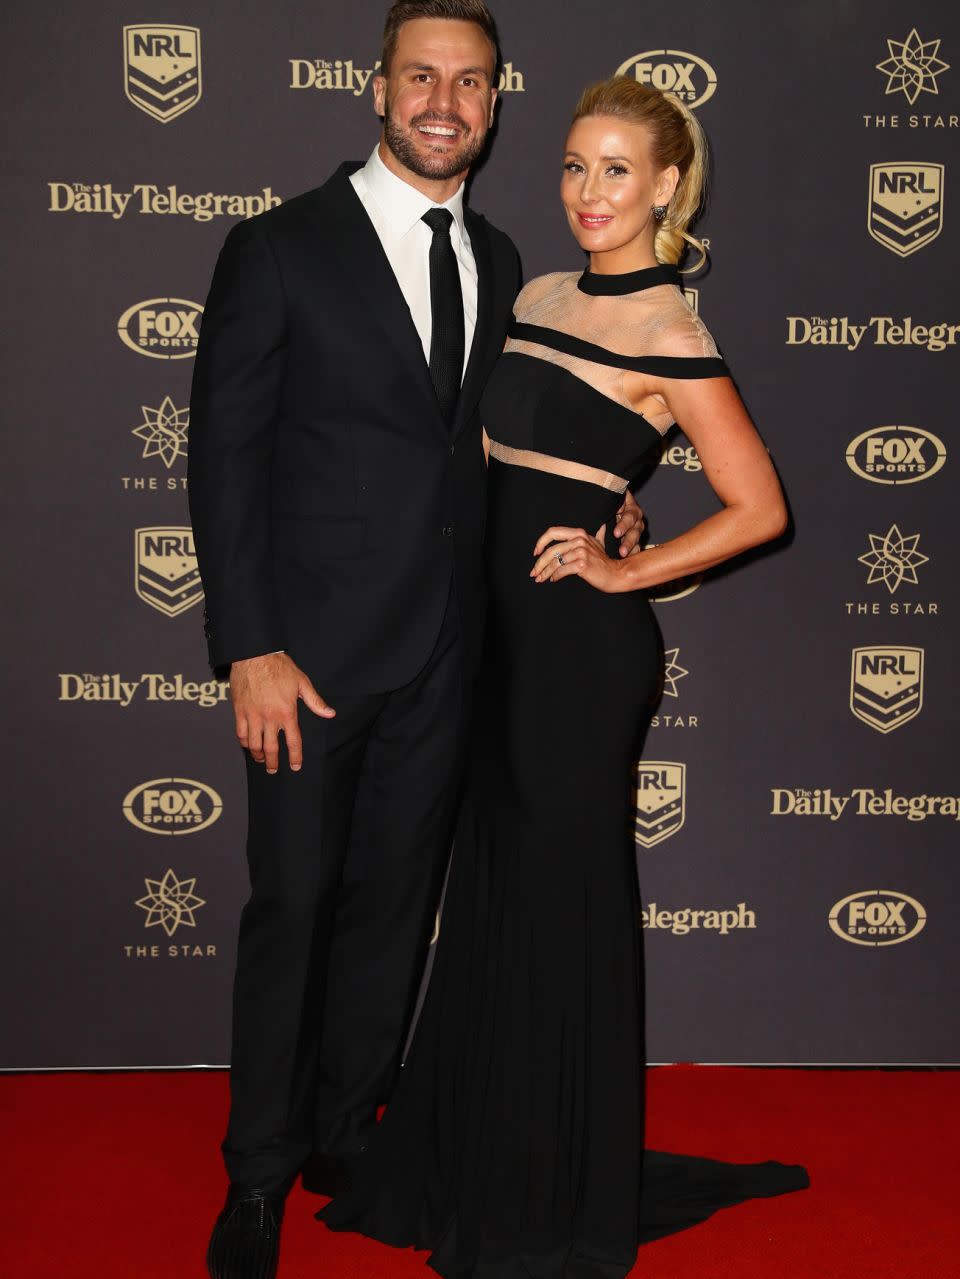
xmin=595 ymin=489 xmax=645 ymax=557
xmin=230 ymin=653 xmax=335 ymax=775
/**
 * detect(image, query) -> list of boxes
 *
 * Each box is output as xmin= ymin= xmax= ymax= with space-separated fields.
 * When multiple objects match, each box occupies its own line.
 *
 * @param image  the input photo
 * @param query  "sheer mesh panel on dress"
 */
xmin=506 ymin=271 xmax=721 ymax=435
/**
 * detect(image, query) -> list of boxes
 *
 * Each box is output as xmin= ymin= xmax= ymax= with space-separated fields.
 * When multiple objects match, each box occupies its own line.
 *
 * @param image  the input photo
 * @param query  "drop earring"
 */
xmin=652 ymin=205 xmax=668 ymax=222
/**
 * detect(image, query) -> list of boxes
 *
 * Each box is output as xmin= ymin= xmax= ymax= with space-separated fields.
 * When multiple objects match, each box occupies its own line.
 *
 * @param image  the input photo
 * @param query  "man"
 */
xmin=190 ymin=4 xmax=642 ymax=1276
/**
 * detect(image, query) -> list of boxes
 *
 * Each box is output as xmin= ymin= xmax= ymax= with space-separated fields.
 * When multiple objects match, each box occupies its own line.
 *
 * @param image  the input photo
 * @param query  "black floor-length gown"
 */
xmin=321 ymin=263 xmax=808 ymax=1276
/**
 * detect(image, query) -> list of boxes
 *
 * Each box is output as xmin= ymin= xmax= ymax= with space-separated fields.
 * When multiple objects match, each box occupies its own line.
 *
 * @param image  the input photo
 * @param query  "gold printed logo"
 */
xmin=136 ymin=869 xmax=206 ymax=935
xmin=829 ymin=890 xmax=926 ymax=947
xmin=118 ymin=299 xmax=202 ymax=360
xmin=132 ymin=396 xmax=189 ymax=467
xmin=635 ymin=762 xmax=685 ymax=847
xmin=845 ymin=425 xmax=946 ymax=485
xmin=662 ymin=648 xmax=688 ymax=698
xmin=616 ymin=50 xmax=717 ymax=108
xmin=124 ymin=25 xmax=202 ymax=123
xmin=868 ymin=162 xmax=944 ymax=256
xmin=876 ymin=30 xmax=949 ymax=105
xmin=123 ymin=778 xmax=223 ymax=835
xmin=289 ymin=56 xmax=524 ymax=94
xmin=858 ymin=524 xmax=929 ymax=592
xmin=134 ymin=526 xmax=203 ymax=617
xmin=850 ymin=646 xmax=924 ymax=733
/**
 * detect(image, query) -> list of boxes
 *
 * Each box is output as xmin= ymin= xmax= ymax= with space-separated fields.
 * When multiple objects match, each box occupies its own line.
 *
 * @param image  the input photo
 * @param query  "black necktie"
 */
xmin=422 ymin=208 xmax=465 ymax=426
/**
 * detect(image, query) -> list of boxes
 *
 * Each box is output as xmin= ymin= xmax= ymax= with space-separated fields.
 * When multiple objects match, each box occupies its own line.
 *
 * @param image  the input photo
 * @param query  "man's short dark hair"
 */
xmin=380 ymin=0 xmax=502 ymax=84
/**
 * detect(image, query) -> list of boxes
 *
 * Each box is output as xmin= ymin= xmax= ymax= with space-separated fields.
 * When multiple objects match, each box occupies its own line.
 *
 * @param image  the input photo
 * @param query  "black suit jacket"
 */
xmin=188 ymin=162 xmax=521 ymax=693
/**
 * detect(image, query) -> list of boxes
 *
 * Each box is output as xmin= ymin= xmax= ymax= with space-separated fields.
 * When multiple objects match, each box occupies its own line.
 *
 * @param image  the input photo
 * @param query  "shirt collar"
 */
xmin=360 ymin=144 xmax=467 ymax=241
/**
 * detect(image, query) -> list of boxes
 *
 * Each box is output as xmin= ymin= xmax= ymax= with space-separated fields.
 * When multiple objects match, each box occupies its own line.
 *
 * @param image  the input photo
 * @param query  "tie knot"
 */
xmin=422 ymin=207 xmax=455 ymax=236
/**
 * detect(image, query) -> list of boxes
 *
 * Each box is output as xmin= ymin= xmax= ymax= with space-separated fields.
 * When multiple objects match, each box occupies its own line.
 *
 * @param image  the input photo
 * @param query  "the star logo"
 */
xmin=876 ymin=29 xmax=949 ymax=106
xmin=858 ymin=524 xmax=929 ymax=594
xmin=136 ymin=868 xmax=206 ymax=936
xmin=131 ymin=396 xmax=189 ymax=468
xmin=662 ymin=648 xmax=689 ymax=698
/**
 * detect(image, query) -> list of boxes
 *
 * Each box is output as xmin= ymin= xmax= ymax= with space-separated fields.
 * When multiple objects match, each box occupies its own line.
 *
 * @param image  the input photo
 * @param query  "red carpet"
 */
xmin=2 ymin=1066 xmax=956 ymax=1278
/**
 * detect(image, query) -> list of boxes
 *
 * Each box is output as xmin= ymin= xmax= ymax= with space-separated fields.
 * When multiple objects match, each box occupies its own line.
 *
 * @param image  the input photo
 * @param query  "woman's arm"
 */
xmin=531 ymin=376 xmax=786 ymax=591
xmin=619 ymin=375 xmax=786 ymax=589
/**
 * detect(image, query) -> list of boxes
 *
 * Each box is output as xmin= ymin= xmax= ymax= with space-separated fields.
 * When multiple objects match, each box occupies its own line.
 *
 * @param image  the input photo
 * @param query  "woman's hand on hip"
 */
xmin=531 ymin=526 xmax=629 ymax=592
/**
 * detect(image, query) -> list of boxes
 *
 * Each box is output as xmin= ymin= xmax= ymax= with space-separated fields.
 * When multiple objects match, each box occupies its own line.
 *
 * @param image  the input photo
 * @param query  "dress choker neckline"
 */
xmin=577 ymin=263 xmax=680 ymax=296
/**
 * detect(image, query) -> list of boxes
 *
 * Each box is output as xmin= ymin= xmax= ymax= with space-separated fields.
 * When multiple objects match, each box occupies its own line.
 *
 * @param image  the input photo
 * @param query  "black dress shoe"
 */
xmin=207 ymin=1187 xmax=284 ymax=1279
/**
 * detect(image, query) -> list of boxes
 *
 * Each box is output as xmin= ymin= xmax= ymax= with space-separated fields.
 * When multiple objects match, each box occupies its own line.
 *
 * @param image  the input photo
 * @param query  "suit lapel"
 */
xmin=310 ymin=165 xmax=447 ymax=437
xmin=453 ymin=210 xmax=497 ymax=440
xmin=304 ymin=166 xmax=502 ymax=443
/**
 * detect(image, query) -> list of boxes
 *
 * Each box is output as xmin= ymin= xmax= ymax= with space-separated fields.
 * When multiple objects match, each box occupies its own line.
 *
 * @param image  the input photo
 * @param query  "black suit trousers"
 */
xmin=223 ymin=583 xmax=467 ymax=1193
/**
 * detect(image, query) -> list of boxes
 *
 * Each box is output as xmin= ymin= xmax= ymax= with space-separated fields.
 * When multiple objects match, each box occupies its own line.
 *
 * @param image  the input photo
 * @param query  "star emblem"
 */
xmin=131 ymin=396 xmax=189 ymax=469
xmin=136 ymin=868 xmax=206 ymax=936
xmin=858 ymin=524 xmax=929 ymax=594
xmin=662 ymin=647 xmax=689 ymax=698
xmin=876 ymin=29 xmax=950 ymax=106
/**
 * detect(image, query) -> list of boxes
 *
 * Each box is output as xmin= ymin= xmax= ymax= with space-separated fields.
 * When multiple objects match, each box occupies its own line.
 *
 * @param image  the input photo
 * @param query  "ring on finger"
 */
xmin=556 ymin=552 xmax=565 ymax=566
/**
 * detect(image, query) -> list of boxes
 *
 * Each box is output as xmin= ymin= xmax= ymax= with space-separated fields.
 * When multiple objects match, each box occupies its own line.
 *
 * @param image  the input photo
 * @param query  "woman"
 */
xmin=321 ymin=77 xmax=808 ymax=1276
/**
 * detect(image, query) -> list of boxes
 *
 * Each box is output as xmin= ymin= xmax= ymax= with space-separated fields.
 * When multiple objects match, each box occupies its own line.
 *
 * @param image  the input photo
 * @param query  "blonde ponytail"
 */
xmin=572 ymin=77 xmax=709 ymax=272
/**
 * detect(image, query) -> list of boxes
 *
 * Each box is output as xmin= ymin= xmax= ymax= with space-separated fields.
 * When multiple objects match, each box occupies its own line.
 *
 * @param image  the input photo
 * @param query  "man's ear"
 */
xmin=488 ymin=88 xmax=499 ymax=127
xmin=372 ymin=75 xmax=387 ymax=118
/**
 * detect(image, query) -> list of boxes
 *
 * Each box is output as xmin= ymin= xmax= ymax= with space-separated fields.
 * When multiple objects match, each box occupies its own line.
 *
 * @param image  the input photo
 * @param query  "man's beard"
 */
xmin=384 ymin=105 xmax=487 ymax=181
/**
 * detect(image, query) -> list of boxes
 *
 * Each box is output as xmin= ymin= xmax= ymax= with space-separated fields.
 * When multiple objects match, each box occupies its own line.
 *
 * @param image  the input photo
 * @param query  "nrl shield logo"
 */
xmin=124 ymin=25 xmax=202 ymax=124
xmin=868 ymin=163 xmax=943 ymax=257
xmin=135 ymin=527 xmax=203 ymax=617
xmin=635 ymin=762 xmax=686 ymax=848
xmin=850 ymin=646 xmax=924 ymax=734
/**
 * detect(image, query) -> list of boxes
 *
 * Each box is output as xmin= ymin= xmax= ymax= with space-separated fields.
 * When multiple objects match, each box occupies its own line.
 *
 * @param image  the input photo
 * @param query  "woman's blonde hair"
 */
xmin=572 ymin=76 xmax=708 ymax=271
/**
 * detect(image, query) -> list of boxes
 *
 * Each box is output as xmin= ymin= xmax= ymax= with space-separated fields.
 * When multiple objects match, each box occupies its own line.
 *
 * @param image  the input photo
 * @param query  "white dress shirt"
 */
xmin=350 ymin=145 xmax=478 ymax=379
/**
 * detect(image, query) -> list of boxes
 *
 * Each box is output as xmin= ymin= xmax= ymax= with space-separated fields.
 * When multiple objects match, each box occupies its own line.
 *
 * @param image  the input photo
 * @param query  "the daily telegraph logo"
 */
xmin=876 ymin=30 xmax=949 ymax=106
xmin=124 ymin=26 xmax=201 ymax=124
xmin=828 ymin=890 xmax=926 ymax=947
xmin=59 ymin=672 xmax=229 ymax=709
xmin=635 ymin=762 xmax=685 ymax=848
xmin=616 ymin=50 xmax=717 ymax=108
xmin=49 ymin=182 xmax=280 ymax=223
xmin=786 ymin=315 xmax=959 ymax=352
xmin=770 ymin=787 xmax=960 ymax=823
xmin=134 ymin=527 xmax=203 ymax=617
xmin=118 ymin=299 xmax=202 ymax=359
xmin=850 ymin=646 xmax=924 ymax=734
xmin=642 ymin=902 xmax=756 ymax=936
xmin=135 ymin=869 xmax=206 ymax=935
xmin=845 ymin=426 xmax=946 ymax=485
xmin=868 ymin=163 xmax=943 ymax=256
xmin=289 ymin=57 xmax=525 ymax=93
xmin=659 ymin=441 xmax=702 ymax=472
xmin=123 ymin=779 xmax=223 ymax=835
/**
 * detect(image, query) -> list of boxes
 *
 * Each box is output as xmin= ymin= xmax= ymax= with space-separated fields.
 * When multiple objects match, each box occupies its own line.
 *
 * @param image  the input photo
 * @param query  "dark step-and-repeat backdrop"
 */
xmin=4 ymin=2 xmax=957 ymax=1068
